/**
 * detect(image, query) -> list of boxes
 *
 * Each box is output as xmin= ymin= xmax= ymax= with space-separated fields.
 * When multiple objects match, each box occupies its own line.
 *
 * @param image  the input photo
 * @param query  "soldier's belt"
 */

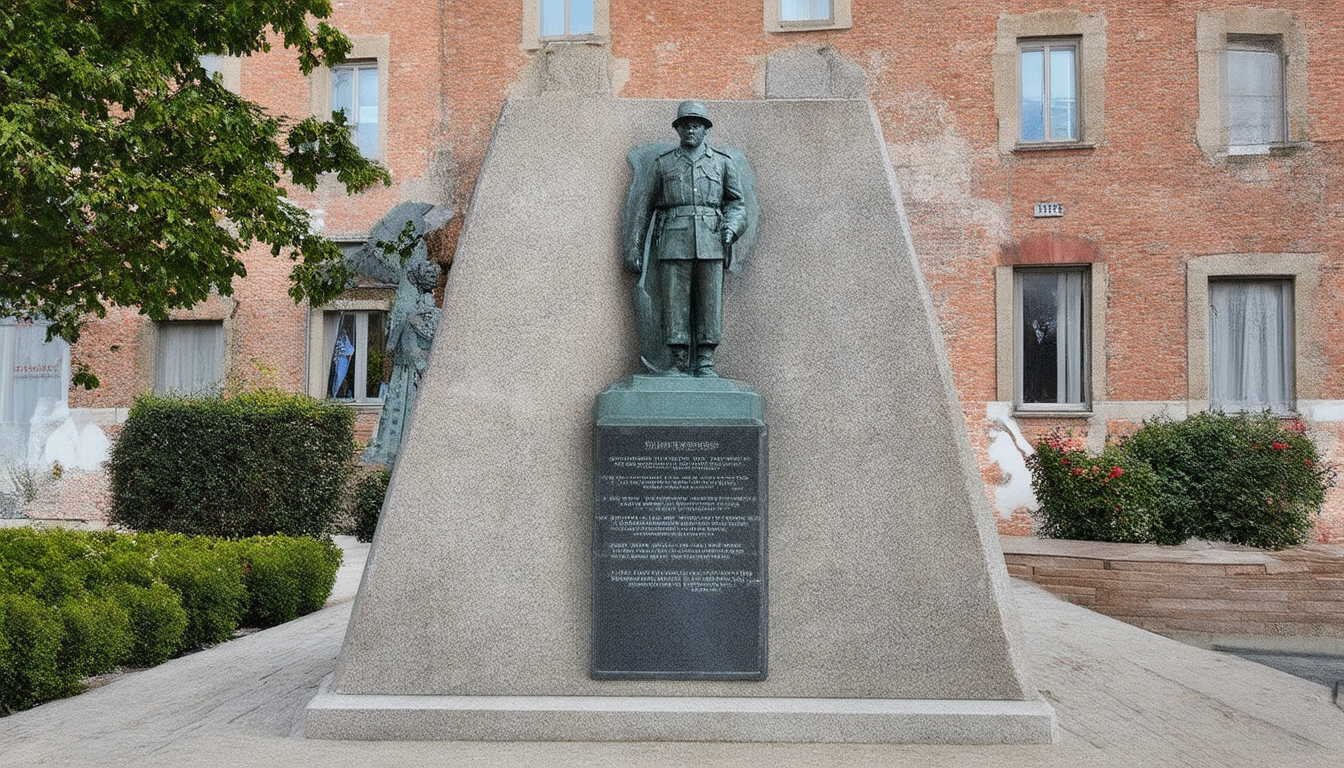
xmin=660 ymin=205 xmax=721 ymax=218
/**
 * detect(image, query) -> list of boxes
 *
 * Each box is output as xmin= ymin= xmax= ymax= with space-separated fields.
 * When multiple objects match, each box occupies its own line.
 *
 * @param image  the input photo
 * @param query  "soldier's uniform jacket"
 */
xmin=647 ymin=142 xmax=746 ymax=262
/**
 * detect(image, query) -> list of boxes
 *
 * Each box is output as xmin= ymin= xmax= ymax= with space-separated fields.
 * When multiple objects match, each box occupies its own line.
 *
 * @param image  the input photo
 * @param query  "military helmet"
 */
xmin=672 ymin=100 xmax=713 ymax=128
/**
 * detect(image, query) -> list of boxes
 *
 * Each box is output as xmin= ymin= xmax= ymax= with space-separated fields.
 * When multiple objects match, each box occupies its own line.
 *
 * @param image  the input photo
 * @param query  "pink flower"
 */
xmin=1108 ymin=466 xmax=1124 ymax=479
xmin=1271 ymin=442 xmax=1288 ymax=451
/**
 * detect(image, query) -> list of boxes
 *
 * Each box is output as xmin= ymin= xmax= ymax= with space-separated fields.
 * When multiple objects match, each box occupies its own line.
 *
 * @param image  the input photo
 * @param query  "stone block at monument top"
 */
xmin=306 ymin=95 xmax=1055 ymax=744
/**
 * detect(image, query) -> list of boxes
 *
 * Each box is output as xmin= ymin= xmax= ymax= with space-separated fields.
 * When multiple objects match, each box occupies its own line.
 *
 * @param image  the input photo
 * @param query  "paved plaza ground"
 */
xmin=2 ymin=537 xmax=1342 ymax=768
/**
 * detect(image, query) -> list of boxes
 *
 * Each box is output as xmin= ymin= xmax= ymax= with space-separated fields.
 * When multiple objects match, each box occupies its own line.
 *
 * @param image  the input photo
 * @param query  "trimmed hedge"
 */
xmin=0 ymin=528 xmax=342 ymax=713
xmin=1028 ymin=412 xmax=1335 ymax=549
xmin=108 ymin=390 xmax=355 ymax=538
xmin=349 ymin=468 xmax=390 ymax=544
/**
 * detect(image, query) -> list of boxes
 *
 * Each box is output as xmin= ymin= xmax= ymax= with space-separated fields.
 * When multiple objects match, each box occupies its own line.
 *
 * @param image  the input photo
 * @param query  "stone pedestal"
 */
xmin=305 ymin=96 xmax=1056 ymax=744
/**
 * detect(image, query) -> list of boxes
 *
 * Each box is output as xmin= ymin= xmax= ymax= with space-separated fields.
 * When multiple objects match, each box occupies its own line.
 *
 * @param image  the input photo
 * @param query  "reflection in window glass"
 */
xmin=1227 ymin=38 xmax=1284 ymax=146
xmin=331 ymin=62 xmax=379 ymax=158
xmin=1020 ymin=41 xmax=1078 ymax=142
xmin=541 ymin=0 xmax=594 ymax=37
xmin=1018 ymin=270 xmax=1087 ymax=406
xmin=781 ymin=0 xmax=831 ymax=22
xmin=199 ymin=54 xmax=226 ymax=81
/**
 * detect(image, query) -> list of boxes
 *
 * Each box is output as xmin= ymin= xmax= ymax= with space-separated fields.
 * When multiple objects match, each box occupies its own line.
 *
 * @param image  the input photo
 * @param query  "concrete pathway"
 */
xmin=2 ymin=538 xmax=1342 ymax=768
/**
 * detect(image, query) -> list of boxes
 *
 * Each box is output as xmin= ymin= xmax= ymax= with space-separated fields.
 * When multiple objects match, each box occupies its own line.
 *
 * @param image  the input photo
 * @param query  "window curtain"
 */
xmin=155 ymin=323 xmax=224 ymax=395
xmin=1055 ymin=271 xmax=1085 ymax=403
xmin=1020 ymin=270 xmax=1086 ymax=405
xmin=325 ymin=312 xmax=355 ymax=399
xmin=1226 ymin=47 xmax=1284 ymax=146
xmin=1209 ymin=280 xmax=1292 ymax=412
xmin=0 ymin=319 xmax=69 ymax=468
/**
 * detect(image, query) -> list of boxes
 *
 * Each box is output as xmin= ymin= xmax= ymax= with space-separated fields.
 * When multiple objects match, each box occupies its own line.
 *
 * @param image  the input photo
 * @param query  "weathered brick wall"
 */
xmin=63 ymin=1 xmax=1344 ymax=540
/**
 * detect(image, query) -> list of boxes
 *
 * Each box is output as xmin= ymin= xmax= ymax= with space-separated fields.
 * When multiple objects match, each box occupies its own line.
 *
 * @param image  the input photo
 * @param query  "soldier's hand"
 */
xmin=623 ymin=251 xmax=642 ymax=273
xmin=721 ymin=230 xmax=735 ymax=245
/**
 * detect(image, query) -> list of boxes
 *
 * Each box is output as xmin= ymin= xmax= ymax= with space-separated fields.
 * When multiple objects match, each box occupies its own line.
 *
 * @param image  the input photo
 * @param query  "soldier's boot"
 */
xmin=666 ymin=345 xmax=691 ymax=376
xmin=694 ymin=346 xmax=718 ymax=378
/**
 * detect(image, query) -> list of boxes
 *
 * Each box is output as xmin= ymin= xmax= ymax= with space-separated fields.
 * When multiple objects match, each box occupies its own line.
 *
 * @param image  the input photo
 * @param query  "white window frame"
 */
xmin=764 ymin=0 xmax=851 ymax=33
xmin=539 ymin=0 xmax=595 ymax=39
xmin=993 ymin=11 xmax=1105 ymax=153
xmin=1017 ymin=38 xmax=1081 ymax=145
xmin=320 ymin=310 xmax=389 ymax=404
xmin=995 ymin=263 xmax=1107 ymax=414
xmin=1223 ymin=35 xmax=1286 ymax=154
xmin=331 ymin=60 xmax=380 ymax=160
xmin=306 ymin=294 xmax=394 ymax=404
xmin=1206 ymin=278 xmax=1294 ymax=414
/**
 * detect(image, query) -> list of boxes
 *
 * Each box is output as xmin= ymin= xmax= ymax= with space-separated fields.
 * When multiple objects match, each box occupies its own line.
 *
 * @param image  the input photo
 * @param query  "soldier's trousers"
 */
xmin=659 ymin=258 xmax=722 ymax=347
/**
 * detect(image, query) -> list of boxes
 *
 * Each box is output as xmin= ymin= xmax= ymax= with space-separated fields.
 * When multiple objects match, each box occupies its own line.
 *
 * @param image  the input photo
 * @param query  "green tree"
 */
xmin=0 ymin=0 xmax=391 ymax=386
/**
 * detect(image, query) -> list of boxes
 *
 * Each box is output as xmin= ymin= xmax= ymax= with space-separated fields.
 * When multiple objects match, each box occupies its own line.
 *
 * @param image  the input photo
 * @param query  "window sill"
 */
xmin=538 ymin=35 xmax=608 ymax=46
xmin=1012 ymin=408 xmax=1093 ymax=419
xmin=1226 ymin=141 xmax=1309 ymax=158
xmin=1012 ymin=142 xmax=1096 ymax=154
xmin=775 ymin=20 xmax=839 ymax=30
xmin=329 ymin=400 xmax=384 ymax=413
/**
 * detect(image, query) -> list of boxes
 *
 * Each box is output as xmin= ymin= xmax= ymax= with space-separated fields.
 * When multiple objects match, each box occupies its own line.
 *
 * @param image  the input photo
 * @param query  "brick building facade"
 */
xmin=8 ymin=1 xmax=1341 ymax=542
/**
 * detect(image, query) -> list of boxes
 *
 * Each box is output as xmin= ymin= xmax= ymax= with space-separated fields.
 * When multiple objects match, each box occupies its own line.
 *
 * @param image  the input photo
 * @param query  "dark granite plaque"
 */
xmin=592 ymin=423 xmax=767 ymax=680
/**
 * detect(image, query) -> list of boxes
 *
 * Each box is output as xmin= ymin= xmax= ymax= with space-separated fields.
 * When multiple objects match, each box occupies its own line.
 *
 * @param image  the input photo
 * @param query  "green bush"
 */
xmin=0 ymin=593 xmax=76 ymax=710
xmin=1028 ymin=412 xmax=1335 ymax=549
xmin=108 ymin=389 xmax=355 ymax=538
xmin=55 ymin=596 xmax=134 ymax=678
xmin=1028 ymin=441 xmax=1176 ymax=544
xmin=1123 ymin=412 xmax=1333 ymax=548
xmin=350 ymin=468 xmax=390 ymax=543
xmin=0 ymin=528 xmax=341 ymax=712
xmin=113 ymin=582 xmax=189 ymax=666
xmin=235 ymin=536 xmax=342 ymax=627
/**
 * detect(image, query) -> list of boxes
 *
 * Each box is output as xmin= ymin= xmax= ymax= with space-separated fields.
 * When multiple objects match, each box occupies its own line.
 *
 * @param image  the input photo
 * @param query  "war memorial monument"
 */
xmin=306 ymin=91 xmax=1057 ymax=743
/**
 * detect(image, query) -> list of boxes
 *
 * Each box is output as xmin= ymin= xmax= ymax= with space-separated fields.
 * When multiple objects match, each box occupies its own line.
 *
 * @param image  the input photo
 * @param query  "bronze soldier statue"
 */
xmin=623 ymin=101 xmax=748 ymax=377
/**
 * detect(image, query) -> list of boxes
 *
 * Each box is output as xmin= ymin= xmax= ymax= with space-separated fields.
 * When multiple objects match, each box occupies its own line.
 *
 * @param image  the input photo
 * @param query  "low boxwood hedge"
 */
xmin=0 ymin=528 xmax=342 ymax=713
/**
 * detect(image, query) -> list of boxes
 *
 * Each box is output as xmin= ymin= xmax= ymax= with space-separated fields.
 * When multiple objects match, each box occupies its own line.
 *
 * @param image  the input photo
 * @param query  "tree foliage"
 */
xmin=0 ymin=0 xmax=391 ymax=385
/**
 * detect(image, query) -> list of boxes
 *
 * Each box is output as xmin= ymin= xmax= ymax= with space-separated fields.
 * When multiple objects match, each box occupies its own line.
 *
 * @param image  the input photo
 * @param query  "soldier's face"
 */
xmin=675 ymin=119 xmax=708 ymax=149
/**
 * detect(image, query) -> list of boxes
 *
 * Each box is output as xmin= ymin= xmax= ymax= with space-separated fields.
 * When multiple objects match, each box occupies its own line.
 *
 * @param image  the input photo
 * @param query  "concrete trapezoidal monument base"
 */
xmin=305 ymin=95 xmax=1056 ymax=744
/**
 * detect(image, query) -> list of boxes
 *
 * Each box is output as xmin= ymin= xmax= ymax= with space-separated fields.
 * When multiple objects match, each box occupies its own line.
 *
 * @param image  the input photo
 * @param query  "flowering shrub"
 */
xmin=1027 ymin=412 xmax=1335 ymax=549
xmin=1028 ymin=438 xmax=1175 ymax=544
xmin=1122 ymin=412 xmax=1334 ymax=549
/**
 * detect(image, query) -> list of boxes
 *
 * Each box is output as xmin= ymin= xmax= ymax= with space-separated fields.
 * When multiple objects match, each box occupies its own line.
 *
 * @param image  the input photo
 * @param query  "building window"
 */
xmin=1195 ymin=9 xmax=1305 ymax=158
xmin=323 ymin=311 xmax=389 ymax=403
xmin=155 ymin=322 xmax=224 ymax=395
xmin=764 ymin=0 xmax=850 ymax=32
xmin=1226 ymin=36 xmax=1285 ymax=150
xmin=1019 ymin=39 xmax=1079 ymax=143
xmin=332 ymin=61 xmax=379 ymax=159
xmin=993 ymin=12 xmax=1104 ymax=153
xmin=540 ymin=0 xmax=594 ymax=38
xmin=780 ymin=0 xmax=831 ymax=23
xmin=1015 ymin=268 xmax=1088 ymax=409
xmin=1208 ymin=279 xmax=1293 ymax=413
xmin=199 ymin=54 xmax=226 ymax=81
